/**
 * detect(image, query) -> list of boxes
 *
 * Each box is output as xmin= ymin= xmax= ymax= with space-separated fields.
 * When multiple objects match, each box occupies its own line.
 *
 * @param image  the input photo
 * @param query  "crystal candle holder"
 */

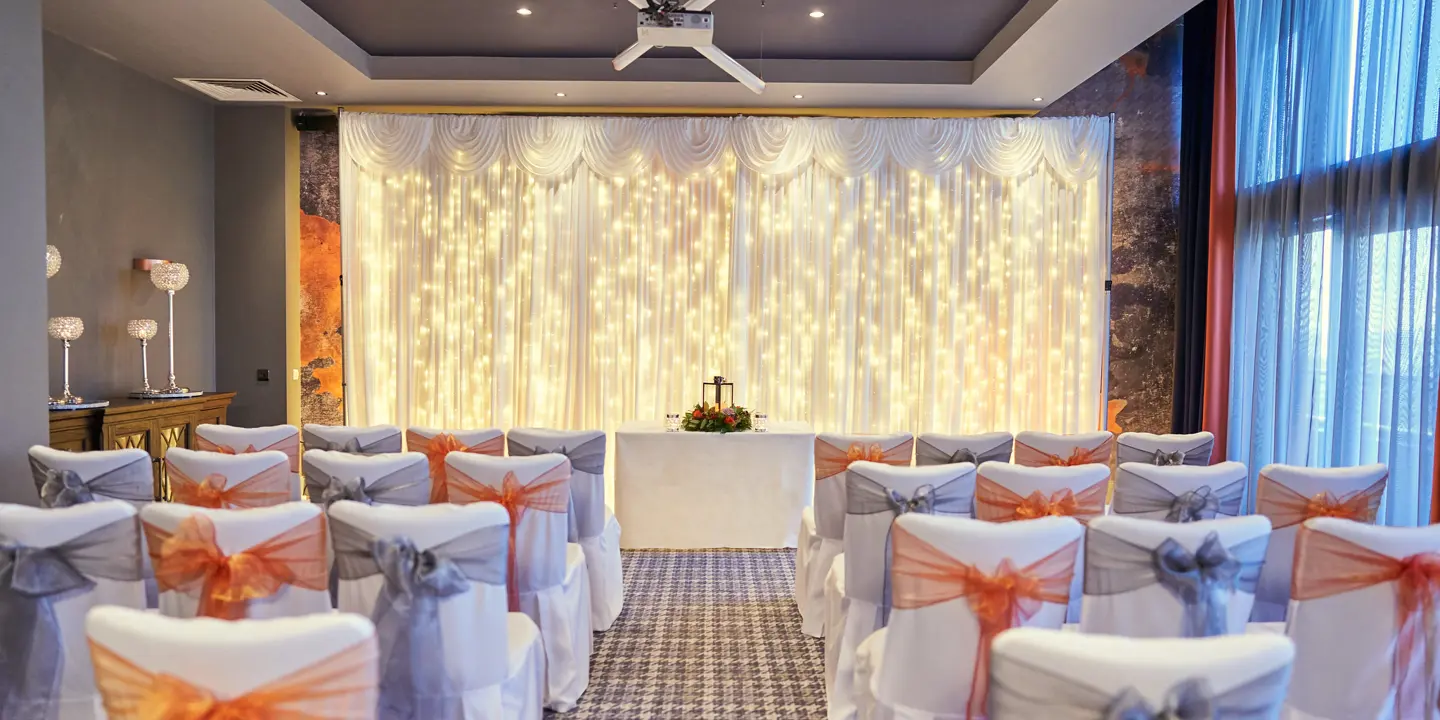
xmin=150 ymin=262 xmax=191 ymax=394
xmin=47 ymin=316 xmax=84 ymax=405
xmin=127 ymin=319 xmax=159 ymax=396
xmin=45 ymin=245 xmax=62 ymax=279
xmin=665 ymin=413 xmax=682 ymax=432
xmin=754 ymin=412 xmax=768 ymax=433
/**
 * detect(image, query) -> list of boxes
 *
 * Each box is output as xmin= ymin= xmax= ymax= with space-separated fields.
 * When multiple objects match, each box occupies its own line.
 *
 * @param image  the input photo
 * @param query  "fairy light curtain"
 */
xmin=339 ymin=112 xmax=1113 ymax=436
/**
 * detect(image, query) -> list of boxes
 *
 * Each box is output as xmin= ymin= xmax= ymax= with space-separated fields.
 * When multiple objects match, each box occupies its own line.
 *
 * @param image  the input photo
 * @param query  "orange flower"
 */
xmin=692 ymin=409 xmax=703 ymax=419
xmin=724 ymin=416 xmax=736 ymax=425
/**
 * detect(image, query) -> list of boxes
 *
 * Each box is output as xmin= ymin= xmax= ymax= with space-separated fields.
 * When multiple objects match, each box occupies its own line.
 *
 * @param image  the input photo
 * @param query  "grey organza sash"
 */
xmin=1084 ymin=529 xmax=1266 ymax=637
xmin=509 ymin=435 xmax=606 ymax=540
xmin=1 ymin=517 xmax=144 ymax=720
xmin=303 ymin=429 xmax=403 ymax=454
xmin=1116 ymin=439 xmax=1215 ymax=466
xmin=331 ymin=519 xmax=508 ymax=720
xmin=1111 ymin=469 xmax=1244 ymax=523
xmin=915 ymin=438 xmax=1012 ymax=467
xmin=303 ymin=461 xmax=429 ymax=508
xmin=988 ymin=654 xmax=1290 ymax=719
xmin=846 ymin=468 xmax=973 ymax=625
xmin=30 ymin=456 xmax=153 ymax=507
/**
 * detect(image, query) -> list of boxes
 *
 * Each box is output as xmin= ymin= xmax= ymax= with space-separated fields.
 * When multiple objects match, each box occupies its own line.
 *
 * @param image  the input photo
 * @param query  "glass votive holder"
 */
xmin=665 ymin=413 xmax=682 ymax=432
xmin=754 ymin=412 xmax=768 ymax=432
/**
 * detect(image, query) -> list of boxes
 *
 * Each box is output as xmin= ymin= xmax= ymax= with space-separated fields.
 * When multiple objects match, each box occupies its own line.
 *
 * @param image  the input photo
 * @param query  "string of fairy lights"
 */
xmin=344 ymin=147 xmax=1108 ymax=437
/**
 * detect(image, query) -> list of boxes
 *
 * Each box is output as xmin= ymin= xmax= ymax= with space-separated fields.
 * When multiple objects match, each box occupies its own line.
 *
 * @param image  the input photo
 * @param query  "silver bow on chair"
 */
xmin=372 ymin=537 xmax=472 ymax=720
xmin=1111 ymin=469 xmax=1244 ymax=524
xmin=887 ymin=485 xmax=937 ymax=515
xmin=303 ymin=429 xmax=403 ymax=455
xmin=1154 ymin=533 xmax=1246 ymax=638
xmin=29 ymin=456 xmax=152 ymax=508
xmin=1105 ymin=681 xmax=1213 ymax=720
xmin=1154 ymin=450 xmax=1188 ymax=467
xmin=323 ymin=476 xmax=376 ymax=506
xmin=303 ymin=463 xmax=428 ymax=509
xmin=1167 ymin=487 xmax=1218 ymax=523
xmin=37 ymin=469 xmax=92 ymax=508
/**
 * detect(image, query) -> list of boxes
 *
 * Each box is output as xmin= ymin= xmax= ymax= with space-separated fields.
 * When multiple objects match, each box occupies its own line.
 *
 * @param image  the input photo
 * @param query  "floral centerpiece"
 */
xmin=683 ymin=403 xmax=753 ymax=433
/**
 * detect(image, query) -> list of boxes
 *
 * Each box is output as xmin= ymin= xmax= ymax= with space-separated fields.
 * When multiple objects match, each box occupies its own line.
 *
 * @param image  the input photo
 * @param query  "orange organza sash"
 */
xmin=1013 ymin=436 xmax=1115 ymax=468
xmin=143 ymin=514 xmax=329 ymax=620
xmin=89 ymin=637 xmax=378 ymax=719
xmin=815 ymin=437 xmax=915 ymax=481
xmin=168 ymin=458 xmax=292 ymax=509
xmin=1292 ymin=525 xmax=1440 ymax=718
xmin=1256 ymin=473 xmax=1387 ymax=529
xmin=406 ymin=430 xmax=505 ymax=503
xmin=890 ymin=523 xmax=1079 ymax=720
xmin=446 ymin=462 xmax=571 ymax=611
xmin=196 ymin=433 xmax=301 ymax=474
xmin=974 ymin=475 xmax=1108 ymax=523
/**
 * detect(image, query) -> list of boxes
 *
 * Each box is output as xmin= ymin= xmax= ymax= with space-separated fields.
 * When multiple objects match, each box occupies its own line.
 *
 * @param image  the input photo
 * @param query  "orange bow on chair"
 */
xmin=1292 ymin=525 xmax=1440 ymax=719
xmin=1013 ymin=436 xmax=1115 ymax=468
xmin=815 ymin=437 xmax=915 ymax=481
xmin=89 ymin=636 xmax=378 ymax=719
xmin=405 ymin=431 xmax=505 ymax=503
xmin=974 ymin=475 xmax=1108 ymax=523
xmin=167 ymin=458 xmax=292 ymax=510
xmin=1256 ymin=474 xmax=1387 ymax=529
xmin=143 ymin=514 xmax=329 ymax=620
xmin=196 ymin=434 xmax=301 ymax=473
xmin=445 ymin=461 xmax=571 ymax=611
xmin=889 ymin=523 xmax=1079 ymax=720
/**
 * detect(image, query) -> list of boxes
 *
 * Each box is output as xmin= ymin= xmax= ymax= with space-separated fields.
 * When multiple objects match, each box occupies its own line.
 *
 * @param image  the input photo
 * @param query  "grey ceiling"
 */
xmin=298 ymin=0 xmax=1028 ymax=61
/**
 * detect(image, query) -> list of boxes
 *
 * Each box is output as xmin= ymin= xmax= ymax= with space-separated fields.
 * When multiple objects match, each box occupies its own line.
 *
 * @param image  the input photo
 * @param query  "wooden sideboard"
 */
xmin=48 ymin=391 xmax=236 ymax=499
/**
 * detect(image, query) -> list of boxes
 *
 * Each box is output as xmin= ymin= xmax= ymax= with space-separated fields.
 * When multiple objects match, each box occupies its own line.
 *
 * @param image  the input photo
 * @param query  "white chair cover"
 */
xmin=1115 ymin=431 xmax=1216 ymax=466
xmin=1080 ymin=515 xmax=1271 ymax=638
xmin=85 ymin=606 xmax=379 ymax=719
xmin=1283 ymin=518 xmax=1440 ymax=720
xmin=138 ymin=502 xmax=331 ymax=619
xmin=801 ymin=432 xmax=914 ymax=638
xmin=328 ymin=501 xmax=545 ymax=720
xmin=914 ymin=432 xmax=1013 ymax=467
xmin=974 ymin=461 xmax=1110 ymax=622
xmin=0 ymin=502 xmax=147 ymax=720
xmin=988 ymin=628 xmax=1293 ymax=719
xmin=195 ymin=424 xmax=302 ymax=500
xmin=1111 ymin=461 xmax=1247 ymax=522
xmin=853 ymin=514 xmax=1083 ymax=720
xmin=302 ymin=423 xmax=404 ymax=454
xmin=405 ymin=426 xmax=505 ymax=503
xmin=444 ymin=453 xmax=592 ymax=712
xmin=1250 ymin=463 xmax=1389 ymax=622
xmin=828 ymin=462 xmax=976 ymax=720
xmin=508 ymin=428 xmax=623 ymax=632
xmin=302 ymin=450 xmax=431 ymax=508
xmin=163 ymin=447 xmax=296 ymax=509
xmin=1012 ymin=431 xmax=1115 ymax=469
xmin=28 ymin=446 xmax=154 ymax=507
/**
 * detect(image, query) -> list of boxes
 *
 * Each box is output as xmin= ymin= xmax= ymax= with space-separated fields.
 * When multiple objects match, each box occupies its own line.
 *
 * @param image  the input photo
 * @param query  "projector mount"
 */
xmin=613 ymin=0 xmax=765 ymax=94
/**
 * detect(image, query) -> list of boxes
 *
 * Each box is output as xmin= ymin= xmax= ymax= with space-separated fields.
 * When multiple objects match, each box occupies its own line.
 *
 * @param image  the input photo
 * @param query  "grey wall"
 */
xmin=44 ymin=31 xmax=215 ymax=401
xmin=215 ymin=107 xmax=289 ymax=427
xmin=0 ymin=0 xmax=51 ymax=505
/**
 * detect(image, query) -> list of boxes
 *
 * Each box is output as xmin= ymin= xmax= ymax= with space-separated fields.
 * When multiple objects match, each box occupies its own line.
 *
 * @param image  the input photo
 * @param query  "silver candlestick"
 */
xmin=149 ymin=262 xmax=191 ymax=394
xmin=47 ymin=317 xmax=84 ymax=405
xmin=127 ymin=319 xmax=160 ymax=396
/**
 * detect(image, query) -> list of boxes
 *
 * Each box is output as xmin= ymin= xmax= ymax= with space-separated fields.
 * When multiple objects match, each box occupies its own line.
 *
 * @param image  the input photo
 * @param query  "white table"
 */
xmin=614 ymin=420 xmax=815 ymax=549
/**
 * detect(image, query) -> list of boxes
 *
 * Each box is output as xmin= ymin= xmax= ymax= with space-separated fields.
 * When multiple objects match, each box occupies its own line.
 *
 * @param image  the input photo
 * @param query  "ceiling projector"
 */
xmin=614 ymin=0 xmax=765 ymax=94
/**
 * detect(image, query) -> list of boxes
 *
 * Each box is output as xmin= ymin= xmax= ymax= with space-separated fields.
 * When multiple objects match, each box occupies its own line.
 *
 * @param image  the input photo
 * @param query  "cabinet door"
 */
xmin=156 ymin=413 xmax=197 ymax=501
xmin=108 ymin=419 xmax=162 ymax=499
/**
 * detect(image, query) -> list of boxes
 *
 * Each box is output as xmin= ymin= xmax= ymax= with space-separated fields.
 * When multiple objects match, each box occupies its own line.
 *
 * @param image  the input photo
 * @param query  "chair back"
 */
xmin=302 ymin=450 xmax=430 ymax=508
xmin=139 ymin=502 xmax=330 ymax=619
xmin=302 ymin=424 xmax=403 ymax=454
xmin=406 ymin=427 xmax=505 ymax=502
xmin=29 ymin=446 xmax=153 ymax=507
xmin=989 ymin=628 xmax=1293 ymax=719
xmin=165 ymin=447 xmax=294 ymax=509
xmin=1111 ymin=461 xmax=1247 ymax=522
xmin=1284 ymin=518 xmax=1440 ymax=719
xmin=195 ymin=424 xmax=301 ymax=490
xmin=875 ymin=514 xmax=1082 ymax=717
xmin=508 ymin=428 xmax=607 ymax=542
xmin=915 ymin=432 xmax=1013 ymax=466
xmin=329 ymin=500 xmax=513 ymax=696
xmin=813 ymin=432 xmax=913 ymax=541
xmin=1081 ymin=515 xmax=1271 ymax=638
xmin=1251 ymin=463 xmax=1388 ymax=622
xmin=444 ymin=453 xmax=572 ymax=599
xmin=86 ymin=606 xmax=378 ymax=719
xmin=1013 ymin=430 xmax=1115 ymax=468
xmin=0 ymin=502 xmax=148 ymax=717
xmin=1115 ymin=431 xmax=1215 ymax=466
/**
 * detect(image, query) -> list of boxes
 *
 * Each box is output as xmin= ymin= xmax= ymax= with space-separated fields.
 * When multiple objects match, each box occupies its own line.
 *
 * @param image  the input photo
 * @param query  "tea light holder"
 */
xmin=754 ymin=413 xmax=768 ymax=433
xmin=126 ymin=319 xmax=160 ymax=397
xmin=665 ymin=413 xmax=682 ymax=432
xmin=47 ymin=317 xmax=85 ymax=406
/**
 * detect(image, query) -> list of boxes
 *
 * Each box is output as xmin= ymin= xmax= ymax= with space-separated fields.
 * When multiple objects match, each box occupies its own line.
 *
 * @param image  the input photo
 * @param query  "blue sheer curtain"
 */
xmin=1230 ymin=0 xmax=1440 ymax=524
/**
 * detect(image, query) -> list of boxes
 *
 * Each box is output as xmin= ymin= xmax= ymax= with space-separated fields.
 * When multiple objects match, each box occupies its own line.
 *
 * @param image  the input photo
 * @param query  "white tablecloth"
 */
xmin=615 ymin=420 xmax=815 ymax=549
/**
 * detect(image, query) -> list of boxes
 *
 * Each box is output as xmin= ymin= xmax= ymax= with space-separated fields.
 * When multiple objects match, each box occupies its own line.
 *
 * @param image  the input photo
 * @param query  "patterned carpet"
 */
xmin=556 ymin=550 xmax=826 ymax=719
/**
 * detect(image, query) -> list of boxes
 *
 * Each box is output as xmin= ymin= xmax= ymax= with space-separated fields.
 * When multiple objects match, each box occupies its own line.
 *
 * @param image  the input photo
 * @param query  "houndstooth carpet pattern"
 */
xmin=552 ymin=549 xmax=826 ymax=719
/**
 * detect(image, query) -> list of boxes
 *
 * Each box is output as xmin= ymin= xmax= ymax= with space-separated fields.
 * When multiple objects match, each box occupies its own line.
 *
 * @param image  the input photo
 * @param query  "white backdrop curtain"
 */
xmin=340 ymin=112 xmax=1113 ymax=437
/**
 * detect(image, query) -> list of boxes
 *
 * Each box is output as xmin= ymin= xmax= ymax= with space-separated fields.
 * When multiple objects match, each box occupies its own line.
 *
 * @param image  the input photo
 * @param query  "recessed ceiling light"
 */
xmin=1033 ymin=96 xmax=1044 ymax=102
xmin=809 ymin=10 xmax=825 ymax=18
xmin=315 ymin=90 xmax=328 ymax=96
xmin=555 ymin=92 xmax=567 ymax=97
xmin=517 ymin=7 xmax=532 ymax=15
xmin=793 ymin=94 xmax=805 ymax=99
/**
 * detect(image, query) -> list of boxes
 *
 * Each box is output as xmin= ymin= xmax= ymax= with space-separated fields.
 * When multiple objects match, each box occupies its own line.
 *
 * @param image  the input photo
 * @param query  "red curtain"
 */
xmin=1202 ymin=0 xmax=1237 ymax=461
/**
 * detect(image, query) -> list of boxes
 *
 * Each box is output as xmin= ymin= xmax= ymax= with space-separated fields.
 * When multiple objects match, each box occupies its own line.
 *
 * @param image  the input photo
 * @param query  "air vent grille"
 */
xmin=175 ymin=78 xmax=298 ymax=102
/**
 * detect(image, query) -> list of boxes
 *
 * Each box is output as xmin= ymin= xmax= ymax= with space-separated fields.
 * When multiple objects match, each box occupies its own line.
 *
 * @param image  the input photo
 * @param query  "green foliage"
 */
xmin=681 ymin=403 xmax=753 ymax=433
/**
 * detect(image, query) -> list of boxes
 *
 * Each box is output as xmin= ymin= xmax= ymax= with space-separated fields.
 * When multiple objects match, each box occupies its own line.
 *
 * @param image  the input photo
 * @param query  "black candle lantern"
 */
xmin=702 ymin=375 xmax=734 ymax=409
